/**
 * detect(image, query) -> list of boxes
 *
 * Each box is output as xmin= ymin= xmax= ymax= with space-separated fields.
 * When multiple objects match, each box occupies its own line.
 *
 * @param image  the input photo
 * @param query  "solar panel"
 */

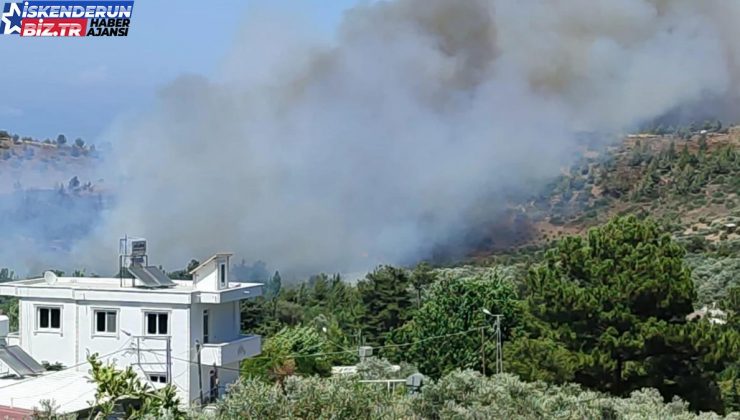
xmin=143 ymin=266 xmax=176 ymax=287
xmin=128 ymin=264 xmax=175 ymax=288
xmin=0 ymin=346 xmax=44 ymax=377
xmin=128 ymin=264 xmax=161 ymax=288
xmin=6 ymin=346 xmax=44 ymax=374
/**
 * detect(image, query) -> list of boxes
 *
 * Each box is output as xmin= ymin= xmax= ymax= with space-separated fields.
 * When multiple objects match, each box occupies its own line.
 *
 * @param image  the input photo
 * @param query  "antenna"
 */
xmin=43 ymin=271 xmax=58 ymax=285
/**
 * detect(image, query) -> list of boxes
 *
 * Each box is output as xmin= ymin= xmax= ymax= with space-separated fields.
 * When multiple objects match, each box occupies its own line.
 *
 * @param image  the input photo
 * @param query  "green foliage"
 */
xmin=31 ymin=399 xmax=74 ymax=420
xmin=167 ymin=259 xmax=200 ymax=280
xmin=355 ymin=357 xmax=417 ymax=380
xmin=241 ymin=325 xmax=335 ymax=381
xmin=0 ymin=268 xmax=18 ymax=330
xmin=686 ymin=256 xmax=740 ymax=307
xmin=357 ymin=266 xmax=414 ymax=346
xmin=264 ymin=271 xmax=282 ymax=300
xmin=410 ymin=261 xmax=436 ymax=308
xmin=208 ymin=375 xmax=408 ymax=419
xmin=632 ymin=144 xmax=739 ymax=201
xmin=388 ymin=267 xmax=519 ymax=378
xmin=87 ymin=354 xmax=185 ymax=419
xmin=204 ymin=369 xmax=738 ymax=420
xmin=513 ymin=216 xmax=729 ymax=412
xmin=242 ymin=271 xmax=365 ymax=339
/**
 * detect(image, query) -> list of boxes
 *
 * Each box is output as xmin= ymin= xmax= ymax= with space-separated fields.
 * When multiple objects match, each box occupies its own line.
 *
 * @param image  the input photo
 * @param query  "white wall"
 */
xmin=17 ymin=294 xmax=248 ymax=405
xmin=193 ymin=256 xmax=230 ymax=292
xmin=190 ymin=301 xmax=240 ymax=345
xmin=18 ymin=299 xmax=77 ymax=366
xmin=18 ymin=298 xmax=194 ymax=403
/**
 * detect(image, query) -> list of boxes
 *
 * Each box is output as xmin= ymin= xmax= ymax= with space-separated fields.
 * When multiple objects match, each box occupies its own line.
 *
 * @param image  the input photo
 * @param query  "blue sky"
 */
xmin=0 ymin=0 xmax=363 ymax=143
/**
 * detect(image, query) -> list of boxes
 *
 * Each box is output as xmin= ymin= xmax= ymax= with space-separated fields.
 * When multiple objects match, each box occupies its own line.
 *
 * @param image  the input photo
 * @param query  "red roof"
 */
xmin=0 ymin=405 xmax=33 ymax=419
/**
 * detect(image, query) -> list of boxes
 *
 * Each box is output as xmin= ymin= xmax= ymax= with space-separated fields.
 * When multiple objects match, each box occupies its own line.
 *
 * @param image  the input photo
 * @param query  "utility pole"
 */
xmin=480 ymin=326 xmax=486 ymax=375
xmin=493 ymin=314 xmax=503 ymax=374
xmin=195 ymin=340 xmax=203 ymax=405
xmin=482 ymin=309 xmax=504 ymax=374
xmin=166 ymin=336 xmax=172 ymax=384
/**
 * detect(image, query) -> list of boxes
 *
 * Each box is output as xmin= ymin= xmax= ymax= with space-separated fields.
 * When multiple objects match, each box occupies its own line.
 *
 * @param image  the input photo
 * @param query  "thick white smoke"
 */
xmin=74 ymin=0 xmax=739 ymax=276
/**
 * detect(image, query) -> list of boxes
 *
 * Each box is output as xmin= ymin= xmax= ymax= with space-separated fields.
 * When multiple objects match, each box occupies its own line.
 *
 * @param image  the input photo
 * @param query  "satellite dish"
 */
xmin=43 ymin=271 xmax=58 ymax=285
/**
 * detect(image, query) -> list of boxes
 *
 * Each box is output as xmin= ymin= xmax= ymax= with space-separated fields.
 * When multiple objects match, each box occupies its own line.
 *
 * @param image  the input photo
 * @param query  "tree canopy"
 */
xmin=388 ymin=267 xmax=519 ymax=378
xmin=511 ymin=216 xmax=733 ymax=412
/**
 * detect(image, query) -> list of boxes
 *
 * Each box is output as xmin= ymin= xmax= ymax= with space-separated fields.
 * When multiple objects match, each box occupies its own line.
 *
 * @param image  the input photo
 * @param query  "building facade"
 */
xmin=0 ymin=252 xmax=262 ymax=406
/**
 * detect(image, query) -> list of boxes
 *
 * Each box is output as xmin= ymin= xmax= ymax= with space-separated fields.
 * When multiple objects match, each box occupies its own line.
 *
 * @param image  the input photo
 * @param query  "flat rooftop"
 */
xmin=0 ymin=277 xmax=262 ymax=304
xmin=5 ymin=277 xmax=197 ymax=292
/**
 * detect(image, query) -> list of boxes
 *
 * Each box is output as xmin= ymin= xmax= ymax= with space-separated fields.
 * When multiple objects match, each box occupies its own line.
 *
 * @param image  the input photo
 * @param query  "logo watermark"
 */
xmin=1 ymin=1 xmax=134 ymax=37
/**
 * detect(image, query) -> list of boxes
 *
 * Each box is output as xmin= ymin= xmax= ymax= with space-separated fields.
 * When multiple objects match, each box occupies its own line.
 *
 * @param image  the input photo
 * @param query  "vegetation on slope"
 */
xmin=236 ymin=216 xmax=739 ymax=414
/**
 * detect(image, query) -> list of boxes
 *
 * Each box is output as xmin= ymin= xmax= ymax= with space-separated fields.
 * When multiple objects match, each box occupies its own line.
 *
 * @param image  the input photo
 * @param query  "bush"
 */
xmin=211 ymin=376 xmax=409 ymax=419
xmin=206 ymin=370 xmax=739 ymax=419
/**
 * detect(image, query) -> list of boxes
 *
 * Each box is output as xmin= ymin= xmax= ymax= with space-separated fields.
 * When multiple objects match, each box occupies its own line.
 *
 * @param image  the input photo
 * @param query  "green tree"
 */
xmin=325 ymin=274 xmax=363 ymax=333
xmin=513 ymin=216 xmax=725 ymax=412
xmin=56 ymin=134 xmax=66 ymax=146
xmin=87 ymin=354 xmax=184 ymax=418
xmin=0 ymin=269 xmax=18 ymax=330
xmin=265 ymin=271 xmax=282 ymax=318
xmin=168 ymin=259 xmax=200 ymax=280
xmin=357 ymin=266 xmax=414 ymax=346
xmin=388 ymin=268 xmax=519 ymax=378
xmin=410 ymin=262 xmax=436 ymax=308
xmin=265 ymin=271 xmax=282 ymax=299
xmin=241 ymin=325 xmax=334 ymax=382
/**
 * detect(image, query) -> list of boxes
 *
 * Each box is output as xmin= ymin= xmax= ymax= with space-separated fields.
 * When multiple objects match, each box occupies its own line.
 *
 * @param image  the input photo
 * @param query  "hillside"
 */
xmin=0 ymin=130 xmax=106 ymax=252
xmin=0 ymin=130 xmax=100 ymax=193
xmin=471 ymin=124 xmax=740 ymax=307
xmin=471 ymin=125 xmax=740 ymax=251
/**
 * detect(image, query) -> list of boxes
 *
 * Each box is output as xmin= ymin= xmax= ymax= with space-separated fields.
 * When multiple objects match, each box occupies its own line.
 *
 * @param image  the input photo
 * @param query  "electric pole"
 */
xmin=480 ymin=326 xmax=486 ymax=375
xmin=493 ymin=314 xmax=503 ymax=374
xmin=482 ymin=309 xmax=504 ymax=374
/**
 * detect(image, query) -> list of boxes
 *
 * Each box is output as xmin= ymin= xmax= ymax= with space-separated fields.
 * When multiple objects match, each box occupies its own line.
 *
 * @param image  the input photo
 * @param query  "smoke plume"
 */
xmin=63 ymin=0 xmax=740 ymax=276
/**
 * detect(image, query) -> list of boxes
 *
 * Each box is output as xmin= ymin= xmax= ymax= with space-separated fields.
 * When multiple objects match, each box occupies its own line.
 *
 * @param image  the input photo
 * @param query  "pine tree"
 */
xmin=410 ymin=262 xmax=436 ymax=308
xmin=357 ymin=266 xmax=414 ymax=346
xmin=518 ymin=216 xmax=725 ymax=412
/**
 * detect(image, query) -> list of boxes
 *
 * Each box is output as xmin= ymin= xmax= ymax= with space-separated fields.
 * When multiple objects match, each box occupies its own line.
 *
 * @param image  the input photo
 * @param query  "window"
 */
xmin=203 ymin=310 xmax=209 ymax=344
xmin=219 ymin=263 xmax=227 ymax=287
xmin=94 ymin=310 xmax=117 ymax=334
xmin=148 ymin=374 xmax=167 ymax=384
xmin=37 ymin=307 xmax=61 ymax=330
xmin=145 ymin=312 xmax=169 ymax=335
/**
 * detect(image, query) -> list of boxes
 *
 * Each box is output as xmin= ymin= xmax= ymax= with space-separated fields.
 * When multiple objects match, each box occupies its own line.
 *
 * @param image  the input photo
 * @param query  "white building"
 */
xmin=0 ymin=251 xmax=262 ymax=415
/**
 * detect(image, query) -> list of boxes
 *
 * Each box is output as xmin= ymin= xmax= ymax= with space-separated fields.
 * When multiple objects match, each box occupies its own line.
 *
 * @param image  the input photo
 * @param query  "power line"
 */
xmin=373 ymin=327 xmax=485 ymax=351
xmin=0 ymin=342 xmax=132 ymax=391
xmin=139 ymin=326 xmax=487 ymax=375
